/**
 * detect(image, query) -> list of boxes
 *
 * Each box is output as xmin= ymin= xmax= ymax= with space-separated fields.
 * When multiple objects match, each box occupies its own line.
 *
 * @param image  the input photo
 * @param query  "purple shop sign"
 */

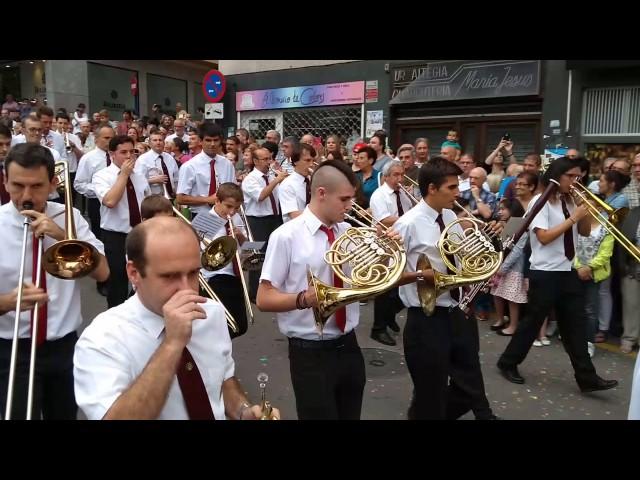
xmin=236 ymin=81 xmax=365 ymax=112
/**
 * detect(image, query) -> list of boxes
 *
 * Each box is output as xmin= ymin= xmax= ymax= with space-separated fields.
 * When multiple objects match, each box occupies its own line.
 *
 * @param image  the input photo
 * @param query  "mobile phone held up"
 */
xmin=502 ymin=133 xmax=511 ymax=142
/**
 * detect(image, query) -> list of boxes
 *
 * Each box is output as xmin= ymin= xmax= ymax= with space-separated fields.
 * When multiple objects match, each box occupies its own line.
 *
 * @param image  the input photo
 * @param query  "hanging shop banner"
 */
xmin=236 ymin=81 xmax=365 ymax=112
xmin=390 ymin=60 xmax=541 ymax=104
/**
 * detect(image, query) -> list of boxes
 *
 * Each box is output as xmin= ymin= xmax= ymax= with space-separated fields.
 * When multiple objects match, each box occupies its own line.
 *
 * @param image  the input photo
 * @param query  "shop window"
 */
xmin=582 ymin=87 xmax=640 ymax=136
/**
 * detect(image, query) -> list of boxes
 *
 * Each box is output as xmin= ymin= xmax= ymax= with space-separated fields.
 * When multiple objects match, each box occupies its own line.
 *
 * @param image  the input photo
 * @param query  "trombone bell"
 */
xmin=43 ymin=240 xmax=101 ymax=279
xmin=201 ymin=236 xmax=237 ymax=271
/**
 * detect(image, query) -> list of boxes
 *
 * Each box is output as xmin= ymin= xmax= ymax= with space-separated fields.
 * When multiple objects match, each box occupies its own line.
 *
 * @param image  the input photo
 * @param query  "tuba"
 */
xmin=416 ymin=202 xmax=503 ymax=316
xmin=308 ymin=202 xmax=406 ymax=334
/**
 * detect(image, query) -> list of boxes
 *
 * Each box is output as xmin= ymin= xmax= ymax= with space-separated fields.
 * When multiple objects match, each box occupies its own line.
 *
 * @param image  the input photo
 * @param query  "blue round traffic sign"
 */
xmin=202 ymin=69 xmax=227 ymax=103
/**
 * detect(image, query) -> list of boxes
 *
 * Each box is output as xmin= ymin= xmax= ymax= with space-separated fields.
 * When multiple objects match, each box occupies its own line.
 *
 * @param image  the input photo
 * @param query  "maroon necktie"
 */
xmin=304 ymin=176 xmax=311 ymax=205
xmin=208 ymin=160 xmax=217 ymax=196
xmin=126 ymin=177 xmax=141 ymax=227
xmin=435 ymin=214 xmax=460 ymax=302
xmin=394 ymin=190 xmax=405 ymax=216
xmin=560 ymin=198 xmax=575 ymax=260
xmin=0 ymin=165 xmax=9 ymax=205
xmin=106 ymin=151 xmax=111 ymax=166
xmin=176 ymin=347 xmax=215 ymax=420
xmin=319 ymin=225 xmax=346 ymax=332
xmin=31 ymin=234 xmax=47 ymax=346
xmin=159 ymin=155 xmax=174 ymax=197
xmin=225 ymin=222 xmax=241 ymax=277
xmin=262 ymin=175 xmax=279 ymax=215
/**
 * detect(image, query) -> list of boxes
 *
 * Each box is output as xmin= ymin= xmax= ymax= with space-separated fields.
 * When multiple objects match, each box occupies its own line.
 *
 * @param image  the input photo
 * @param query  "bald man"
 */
xmin=258 ymin=160 xmax=395 ymax=419
xmin=74 ymin=216 xmax=280 ymax=420
xmin=458 ymin=167 xmax=497 ymax=220
xmin=440 ymin=145 xmax=458 ymax=163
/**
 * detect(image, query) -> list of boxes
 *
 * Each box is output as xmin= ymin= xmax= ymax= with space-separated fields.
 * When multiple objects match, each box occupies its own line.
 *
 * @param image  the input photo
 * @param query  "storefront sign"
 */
xmin=390 ymin=60 xmax=540 ymax=104
xmin=365 ymin=80 xmax=378 ymax=103
xmin=236 ymin=81 xmax=364 ymax=111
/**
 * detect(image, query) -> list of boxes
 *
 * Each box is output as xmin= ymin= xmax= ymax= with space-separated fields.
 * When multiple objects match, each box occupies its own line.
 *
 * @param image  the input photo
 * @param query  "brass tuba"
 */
xmin=308 ymin=202 xmax=406 ymax=334
xmin=416 ymin=202 xmax=503 ymax=316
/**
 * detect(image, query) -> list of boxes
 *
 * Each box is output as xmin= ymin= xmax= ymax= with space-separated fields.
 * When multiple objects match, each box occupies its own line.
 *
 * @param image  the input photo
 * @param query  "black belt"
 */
xmin=288 ymin=330 xmax=355 ymax=350
xmin=102 ymin=230 xmax=128 ymax=236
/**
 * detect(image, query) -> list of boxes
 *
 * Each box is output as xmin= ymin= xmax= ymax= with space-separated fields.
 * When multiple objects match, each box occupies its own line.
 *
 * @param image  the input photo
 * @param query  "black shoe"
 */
xmin=490 ymin=323 xmax=508 ymax=331
xmin=370 ymin=330 xmax=396 ymax=346
xmin=496 ymin=329 xmax=513 ymax=336
xmin=497 ymin=363 xmax=525 ymax=384
xmin=388 ymin=320 xmax=400 ymax=333
xmin=578 ymin=377 xmax=619 ymax=393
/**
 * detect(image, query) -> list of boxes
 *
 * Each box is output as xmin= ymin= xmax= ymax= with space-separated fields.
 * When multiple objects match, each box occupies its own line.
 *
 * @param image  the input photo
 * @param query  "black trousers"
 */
xmin=372 ymin=287 xmax=405 ymax=332
xmin=288 ymin=330 xmax=366 ymax=420
xmin=206 ymin=274 xmax=248 ymax=339
xmin=87 ymin=197 xmax=103 ymax=241
xmin=246 ymin=215 xmax=282 ymax=303
xmin=404 ymin=306 xmax=492 ymax=420
xmin=103 ymin=230 xmax=129 ymax=308
xmin=498 ymin=270 xmax=598 ymax=385
xmin=0 ymin=332 xmax=78 ymax=420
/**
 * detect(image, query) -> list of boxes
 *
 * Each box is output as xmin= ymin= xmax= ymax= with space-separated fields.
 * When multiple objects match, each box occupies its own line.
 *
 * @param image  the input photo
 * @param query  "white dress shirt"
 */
xmin=260 ymin=207 xmax=359 ymax=340
xmin=278 ymin=171 xmax=309 ymax=223
xmin=242 ymin=168 xmax=280 ymax=217
xmin=0 ymin=201 xmax=105 ymax=341
xmin=73 ymin=294 xmax=234 ymax=420
xmin=177 ymin=151 xmax=236 ymax=216
xmin=74 ymin=147 xmax=111 ymax=198
xmin=93 ymin=163 xmax=150 ymax=233
xmin=134 ymin=150 xmax=180 ymax=196
xmin=11 ymin=134 xmax=25 ymax=147
xmin=166 ymin=132 xmax=189 ymax=143
xmin=370 ymin=182 xmax=413 ymax=223
xmin=81 ymin=134 xmax=96 ymax=154
xmin=393 ymin=199 xmax=461 ymax=309
xmin=59 ymin=131 xmax=82 ymax=173
xmin=629 ymin=355 xmax=640 ymax=419
xmin=201 ymin=209 xmax=245 ymax=280
xmin=42 ymin=129 xmax=65 ymax=159
xmin=528 ymin=193 xmax=578 ymax=271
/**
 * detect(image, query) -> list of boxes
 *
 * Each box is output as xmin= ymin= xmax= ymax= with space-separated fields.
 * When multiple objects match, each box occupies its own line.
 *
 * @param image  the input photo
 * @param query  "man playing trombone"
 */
xmin=135 ymin=131 xmax=179 ymax=198
xmin=368 ymin=160 xmax=414 ymax=346
xmin=0 ymin=143 xmax=109 ymax=420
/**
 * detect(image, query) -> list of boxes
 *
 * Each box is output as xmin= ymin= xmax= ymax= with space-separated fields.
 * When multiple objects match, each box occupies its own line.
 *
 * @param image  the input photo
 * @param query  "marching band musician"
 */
xmin=278 ymin=143 xmax=316 ymax=223
xmin=393 ymin=157 xmax=498 ymax=420
xmin=201 ymin=183 xmax=248 ymax=338
xmin=0 ymin=124 xmax=11 ymax=205
xmin=55 ymin=113 xmax=83 ymax=206
xmin=257 ymin=160 xmax=400 ymax=420
xmin=241 ymin=147 xmax=286 ymax=302
xmin=74 ymin=216 xmax=279 ymax=420
xmin=93 ymin=135 xmax=150 ymax=308
xmin=134 ymin=131 xmax=179 ymax=198
xmin=497 ymin=157 xmax=619 ymax=393
xmin=176 ymin=122 xmax=236 ymax=219
xmin=0 ymin=143 xmax=108 ymax=420
xmin=368 ymin=160 xmax=413 ymax=346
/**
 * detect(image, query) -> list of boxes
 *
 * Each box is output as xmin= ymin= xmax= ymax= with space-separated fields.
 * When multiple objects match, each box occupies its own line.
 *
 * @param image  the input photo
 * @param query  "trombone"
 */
xmin=570 ymin=181 xmax=640 ymax=263
xmin=163 ymin=185 xmax=240 ymax=333
xmin=237 ymin=205 xmax=265 ymax=271
xmin=227 ymin=215 xmax=255 ymax=325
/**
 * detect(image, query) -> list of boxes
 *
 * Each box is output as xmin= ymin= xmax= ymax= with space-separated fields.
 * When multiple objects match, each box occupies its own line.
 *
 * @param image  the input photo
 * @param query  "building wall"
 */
xmin=219 ymin=60 xmax=359 ymax=76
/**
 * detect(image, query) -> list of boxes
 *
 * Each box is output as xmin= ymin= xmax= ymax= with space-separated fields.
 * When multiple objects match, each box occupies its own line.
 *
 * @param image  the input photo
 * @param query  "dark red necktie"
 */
xmin=319 ymin=225 xmax=346 ymax=332
xmin=176 ymin=347 xmax=215 ymax=420
xmin=31 ymin=234 xmax=47 ymax=346
xmin=394 ymin=190 xmax=405 ymax=216
xmin=560 ymin=198 xmax=575 ymax=260
xmin=208 ymin=160 xmax=217 ymax=196
xmin=126 ymin=177 xmax=141 ymax=227
xmin=0 ymin=165 xmax=9 ymax=205
xmin=159 ymin=155 xmax=174 ymax=197
xmin=225 ymin=222 xmax=241 ymax=277
xmin=304 ymin=176 xmax=311 ymax=205
xmin=262 ymin=175 xmax=279 ymax=215
xmin=106 ymin=151 xmax=111 ymax=166
xmin=435 ymin=214 xmax=460 ymax=302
